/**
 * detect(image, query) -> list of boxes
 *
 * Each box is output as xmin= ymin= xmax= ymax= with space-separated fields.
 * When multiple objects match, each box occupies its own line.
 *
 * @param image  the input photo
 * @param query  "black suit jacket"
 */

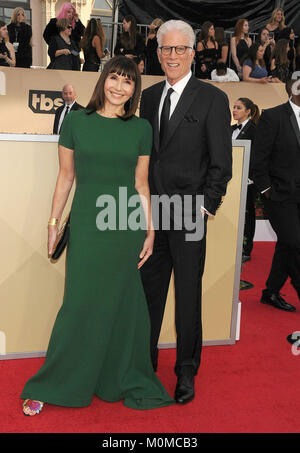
xmin=252 ymin=101 xmax=300 ymax=202
xmin=53 ymin=102 xmax=83 ymax=134
xmin=140 ymin=75 xmax=232 ymax=215
xmin=231 ymin=120 xmax=256 ymax=141
xmin=232 ymin=120 xmax=256 ymax=179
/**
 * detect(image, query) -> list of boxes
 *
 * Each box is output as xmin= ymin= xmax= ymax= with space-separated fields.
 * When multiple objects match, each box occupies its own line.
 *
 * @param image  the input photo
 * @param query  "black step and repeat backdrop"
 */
xmin=119 ymin=0 xmax=300 ymax=35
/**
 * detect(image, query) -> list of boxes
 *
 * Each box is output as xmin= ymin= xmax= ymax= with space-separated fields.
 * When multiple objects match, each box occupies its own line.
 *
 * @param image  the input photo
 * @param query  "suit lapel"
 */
xmin=160 ymin=76 xmax=198 ymax=151
xmin=152 ymin=82 xmax=165 ymax=153
xmin=237 ymin=121 xmax=251 ymax=139
xmin=286 ymin=102 xmax=300 ymax=150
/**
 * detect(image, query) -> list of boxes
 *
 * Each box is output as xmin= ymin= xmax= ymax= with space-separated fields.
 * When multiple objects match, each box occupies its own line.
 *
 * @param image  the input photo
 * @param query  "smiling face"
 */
xmin=62 ymin=25 xmax=72 ymax=37
xmin=103 ymin=72 xmax=135 ymax=110
xmin=276 ymin=9 xmax=283 ymax=23
xmin=233 ymin=100 xmax=251 ymax=123
xmin=157 ymin=29 xmax=195 ymax=86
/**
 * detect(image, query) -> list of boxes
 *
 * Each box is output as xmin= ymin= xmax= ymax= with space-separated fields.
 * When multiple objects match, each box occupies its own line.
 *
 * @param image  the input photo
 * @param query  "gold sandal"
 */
xmin=23 ymin=399 xmax=44 ymax=416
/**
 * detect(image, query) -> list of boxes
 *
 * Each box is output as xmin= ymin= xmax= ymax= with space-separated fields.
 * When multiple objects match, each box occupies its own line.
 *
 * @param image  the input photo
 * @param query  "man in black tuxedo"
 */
xmin=53 ymin=84 xmax=83 ymax=134
xmin=252 ymin=77 xmax=300 ymax=312
xmin=139 ymin=20 xmax=232 ymax=404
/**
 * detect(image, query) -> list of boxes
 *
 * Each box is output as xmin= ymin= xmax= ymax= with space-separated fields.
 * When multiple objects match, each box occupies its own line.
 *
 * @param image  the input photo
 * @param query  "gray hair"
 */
xmin=156 ymin=20 xmax=195 ymax=49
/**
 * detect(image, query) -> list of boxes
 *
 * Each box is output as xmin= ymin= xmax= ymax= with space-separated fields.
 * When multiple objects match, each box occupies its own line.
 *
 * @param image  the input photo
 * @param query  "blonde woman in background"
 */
xmin=266 ymin=8 xmax=286 ymax=41
xmin=7 ymin=7 xmax=32 ymax=68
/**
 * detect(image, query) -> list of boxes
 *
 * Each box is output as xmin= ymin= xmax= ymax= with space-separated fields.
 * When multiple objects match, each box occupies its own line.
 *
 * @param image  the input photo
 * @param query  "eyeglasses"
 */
xmin=159 ymin=46 xmax=192 ymax=56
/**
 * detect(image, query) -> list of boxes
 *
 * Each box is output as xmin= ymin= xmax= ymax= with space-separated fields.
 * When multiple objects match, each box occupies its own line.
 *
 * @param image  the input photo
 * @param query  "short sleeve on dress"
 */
xmin=139 ymin=119 xmax=153 ymax=156
xmin=58 ymin=112 xmax=75 ymax=150
xmin=243 ymin=59 xmax=253 ymax=69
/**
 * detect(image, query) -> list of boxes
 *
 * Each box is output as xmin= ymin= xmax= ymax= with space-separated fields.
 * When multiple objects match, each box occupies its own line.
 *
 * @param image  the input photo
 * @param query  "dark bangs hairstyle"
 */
xmin=85 ymin=55 xmax=141 ymax=120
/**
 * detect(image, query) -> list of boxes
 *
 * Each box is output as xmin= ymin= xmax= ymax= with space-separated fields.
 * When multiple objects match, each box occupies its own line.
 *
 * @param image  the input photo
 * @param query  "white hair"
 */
xmin=156 ymin=20 xmax=195 ymax=48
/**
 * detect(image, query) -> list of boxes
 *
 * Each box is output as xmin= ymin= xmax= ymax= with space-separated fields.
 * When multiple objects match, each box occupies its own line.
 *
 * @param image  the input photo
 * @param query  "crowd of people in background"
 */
xmin=0 ymin=3 xmax=299 ymax=81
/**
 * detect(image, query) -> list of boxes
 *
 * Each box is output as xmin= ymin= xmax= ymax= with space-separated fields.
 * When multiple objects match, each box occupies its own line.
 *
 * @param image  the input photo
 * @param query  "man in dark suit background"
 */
xmin=252 ymin=77 xmax=300 ymax=312
xmin=53 ymin=84 xmax=82 ymax=134
xmin=139 ymin=20 xmax=232 ymax=404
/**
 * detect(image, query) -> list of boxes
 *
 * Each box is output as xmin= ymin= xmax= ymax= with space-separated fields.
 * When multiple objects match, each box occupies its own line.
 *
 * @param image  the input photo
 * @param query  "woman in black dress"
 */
xmin=230 ymin=18 xmax=252 ymax=78
xmin=266 ymin=8 xmax=286 ymax=42
xmin=195 ymin=21 xmax=219 ymax=79
xmin=114 ymin=15 xmax=145 ymax=59
xmin=277 ymin=27 xmax=296 ymax=74
xmin=80 ymin=18 xmax=106 ymax=72
xmin=43 ymin=2 xmax=84 ymax=64
xmin=47 ymin=19 xmax=80 ymax=71
xmin=215 ymin=27 xmax=229 ymax=65
xmin=145 ymin=18 xmax=164 ymax=75
xmin=0 ymin=21 xmax=15 ymax=67
xmin=270 ymin=39 xmax=291 ymax=82
xmin=7 ymin=7 xmax=32 ymax=68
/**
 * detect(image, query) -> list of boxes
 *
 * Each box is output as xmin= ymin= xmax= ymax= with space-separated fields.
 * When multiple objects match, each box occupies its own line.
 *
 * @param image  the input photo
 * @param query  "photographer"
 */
xmin=47 ymin=19 xmax=80 ymax=71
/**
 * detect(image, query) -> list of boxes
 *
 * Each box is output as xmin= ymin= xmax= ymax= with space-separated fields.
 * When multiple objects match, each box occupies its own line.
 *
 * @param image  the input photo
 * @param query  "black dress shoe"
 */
xmin=174 ymin=366 xmax=195 ymax=404
xmin=260 ymin=290 xmax=296 ymax=312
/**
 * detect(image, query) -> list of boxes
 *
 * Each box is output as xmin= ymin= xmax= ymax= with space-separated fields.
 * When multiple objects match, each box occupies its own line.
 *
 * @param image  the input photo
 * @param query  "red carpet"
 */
xmin=1 ymin=242 xmax=300 ymax=433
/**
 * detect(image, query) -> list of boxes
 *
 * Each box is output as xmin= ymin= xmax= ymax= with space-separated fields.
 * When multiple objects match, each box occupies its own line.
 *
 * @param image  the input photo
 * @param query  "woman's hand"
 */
xmin=259 ymin=77 xmax=270 ymax=83
xmin=63 ymin=49 xmax=71 ymax=55
xmin=138 ymin=232 xmax=154 ymax=269
xmin=48 ymin=225 xmax=58 ymax=257
xmin=269 ymin=38 xmax=275 ymax=47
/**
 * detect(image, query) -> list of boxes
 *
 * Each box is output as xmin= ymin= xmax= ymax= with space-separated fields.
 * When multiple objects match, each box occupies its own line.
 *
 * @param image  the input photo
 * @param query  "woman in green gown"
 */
xmin=21 ymin=56 xmax=174 ymax=415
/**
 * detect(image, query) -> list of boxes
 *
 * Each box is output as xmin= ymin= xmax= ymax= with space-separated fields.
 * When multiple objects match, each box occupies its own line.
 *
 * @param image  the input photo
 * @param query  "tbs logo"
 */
xmin=28 ymin=90 xmax=63 ymax=114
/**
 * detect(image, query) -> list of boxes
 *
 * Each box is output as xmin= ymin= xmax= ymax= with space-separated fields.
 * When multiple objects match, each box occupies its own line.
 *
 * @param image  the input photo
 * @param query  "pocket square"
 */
xmin=183 ymin=115 xmax=199 ymax=123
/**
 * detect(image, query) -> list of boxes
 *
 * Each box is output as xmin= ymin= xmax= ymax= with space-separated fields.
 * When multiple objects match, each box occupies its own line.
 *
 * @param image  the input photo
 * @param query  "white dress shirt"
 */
xmin=158 ymin=71 xmax=192 ymax=127
xmin=231 ymin=118 xmax=249 ymax=140
xmin=289 ymin=99 xmax=300 ymax=132
xmin=58 ymin=101 xmax=75 ymax=134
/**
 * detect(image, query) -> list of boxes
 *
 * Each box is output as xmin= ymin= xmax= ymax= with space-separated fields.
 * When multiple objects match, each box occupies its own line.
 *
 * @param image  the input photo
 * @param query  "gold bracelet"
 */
xmin=48 ymin=217 xmax=59 ymax=226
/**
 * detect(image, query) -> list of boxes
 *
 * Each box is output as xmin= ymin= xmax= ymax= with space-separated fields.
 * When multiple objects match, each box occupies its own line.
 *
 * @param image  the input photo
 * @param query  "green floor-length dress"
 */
xmin=21 ymin=110 xmax=174 ymax=410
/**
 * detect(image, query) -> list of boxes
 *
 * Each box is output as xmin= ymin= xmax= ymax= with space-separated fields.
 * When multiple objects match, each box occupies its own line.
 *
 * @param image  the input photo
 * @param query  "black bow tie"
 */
xmin=233 ymin=124 xmax=242 ymax=131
